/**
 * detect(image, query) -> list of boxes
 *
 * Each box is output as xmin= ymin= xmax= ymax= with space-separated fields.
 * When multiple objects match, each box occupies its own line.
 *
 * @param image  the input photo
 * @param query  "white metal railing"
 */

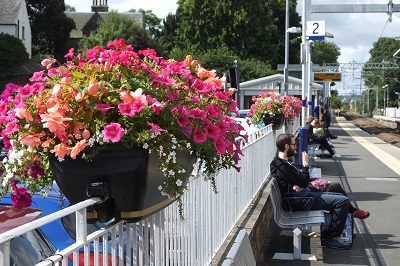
xmin=0 ymin=118 xmax=299 ymax=266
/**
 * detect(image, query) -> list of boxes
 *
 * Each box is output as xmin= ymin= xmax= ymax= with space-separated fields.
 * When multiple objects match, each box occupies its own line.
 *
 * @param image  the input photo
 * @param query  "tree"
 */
xmin=160 ymin=13 xmax=179 ymax=52
xmin=0 ymin=33 xmax=29 ymax=77
xmin=174 ymin=0 xmax=301 ymax=70
xmin=311 ymin=41 xmax=341 ymax=65
xmin=169 ymin=45 xmax=275 ymax=82
xmin=65 ymin=4 xmax=75 ymax=12
xmin=128 ymin=9 xmax=163 ymax=38
xmin=366 ymin=37 xmax=400 ymax=108
xmin=79 ymin=11 xmax=161 ymax=54
xmin=329 ymin=89 xmax=342 ymax=109
xmin=26 ymin=0 xmax=75 ymax=60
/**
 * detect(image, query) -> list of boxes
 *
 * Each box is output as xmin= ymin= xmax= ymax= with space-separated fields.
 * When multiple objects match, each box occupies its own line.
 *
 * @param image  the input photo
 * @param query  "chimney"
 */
xmin=91 ymin=0 xmax=109 ymax=12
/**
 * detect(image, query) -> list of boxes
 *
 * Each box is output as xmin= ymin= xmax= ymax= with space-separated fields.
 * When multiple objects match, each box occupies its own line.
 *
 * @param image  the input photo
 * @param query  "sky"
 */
xmin=65 ymin=0 xmax=178 ymax=18
xmin=303 ymin=0 xmax=400 ymax=94
xmin=65 ymin=0 xmax=400 ymax=94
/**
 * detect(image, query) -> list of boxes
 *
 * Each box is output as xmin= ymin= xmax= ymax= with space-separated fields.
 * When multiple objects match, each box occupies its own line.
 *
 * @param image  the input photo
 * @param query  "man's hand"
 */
xmin=302 ymin=151 xmax=309 ymax=167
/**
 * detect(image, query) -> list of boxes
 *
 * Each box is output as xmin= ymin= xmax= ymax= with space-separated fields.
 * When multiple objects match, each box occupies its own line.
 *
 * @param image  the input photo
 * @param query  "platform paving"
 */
xmin=258 ymin=116 xmax=400 ymax=266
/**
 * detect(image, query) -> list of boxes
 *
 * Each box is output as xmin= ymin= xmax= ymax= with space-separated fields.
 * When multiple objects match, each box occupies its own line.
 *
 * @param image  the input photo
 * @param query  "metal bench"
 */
xmin=268 ymin=178 xmax=325 ymax=260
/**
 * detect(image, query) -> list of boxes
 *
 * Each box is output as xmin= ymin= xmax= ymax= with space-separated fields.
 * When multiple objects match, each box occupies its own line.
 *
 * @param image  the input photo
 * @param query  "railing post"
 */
xmin=0 ymin=242 xmax=11 ymax=266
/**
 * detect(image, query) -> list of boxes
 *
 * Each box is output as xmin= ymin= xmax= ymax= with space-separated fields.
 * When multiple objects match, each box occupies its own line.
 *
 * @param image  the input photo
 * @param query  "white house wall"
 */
xmin=0 ymin=0 xmax=32 ymax=58
xmin=17 ymin=0 xmax=31 ymax=58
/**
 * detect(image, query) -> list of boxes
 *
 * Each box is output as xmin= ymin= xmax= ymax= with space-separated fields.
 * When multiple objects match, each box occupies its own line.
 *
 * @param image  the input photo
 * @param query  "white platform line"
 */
xmin=366 ymin=177 xmax=399 ymax=182
xmin=337 ymin=120 xmax=400 ymax=177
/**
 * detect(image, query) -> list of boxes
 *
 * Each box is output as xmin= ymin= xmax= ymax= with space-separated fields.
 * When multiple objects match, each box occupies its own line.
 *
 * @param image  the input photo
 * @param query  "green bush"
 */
xmin=0 ymin=33 xmax=29 ymax=77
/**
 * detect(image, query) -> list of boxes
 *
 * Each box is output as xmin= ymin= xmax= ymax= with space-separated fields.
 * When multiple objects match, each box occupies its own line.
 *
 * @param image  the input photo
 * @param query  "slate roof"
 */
xmin=65 ymin=12 xmax=144 ymax=39
xmin=0 ymin=0 xmax=23 ymax=25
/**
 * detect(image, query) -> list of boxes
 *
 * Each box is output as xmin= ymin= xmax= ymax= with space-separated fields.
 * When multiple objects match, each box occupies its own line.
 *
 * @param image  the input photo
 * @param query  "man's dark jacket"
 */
xmin=270 ymin=157 xmax=310 ymax=199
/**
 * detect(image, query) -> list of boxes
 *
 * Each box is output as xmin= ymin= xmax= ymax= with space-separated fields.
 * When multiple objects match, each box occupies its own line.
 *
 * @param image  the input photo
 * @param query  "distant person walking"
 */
xmin=323 ymin=103 xmax=337 ymax=139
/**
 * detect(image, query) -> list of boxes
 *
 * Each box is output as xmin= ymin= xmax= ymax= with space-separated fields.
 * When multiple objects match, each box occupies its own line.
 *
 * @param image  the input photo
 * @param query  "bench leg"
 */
xmin=272 ymin=227 xmax=318 ymax=261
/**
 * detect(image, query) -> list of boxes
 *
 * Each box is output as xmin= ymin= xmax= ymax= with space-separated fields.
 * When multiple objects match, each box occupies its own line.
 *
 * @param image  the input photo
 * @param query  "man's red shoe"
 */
xmin=353 ymin=209 xmax=370 ymax=219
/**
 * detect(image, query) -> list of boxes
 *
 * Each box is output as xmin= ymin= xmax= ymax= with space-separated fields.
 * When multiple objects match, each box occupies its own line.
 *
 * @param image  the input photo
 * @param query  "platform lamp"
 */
xmin=383 ymin=84 xmax=389 ymax=115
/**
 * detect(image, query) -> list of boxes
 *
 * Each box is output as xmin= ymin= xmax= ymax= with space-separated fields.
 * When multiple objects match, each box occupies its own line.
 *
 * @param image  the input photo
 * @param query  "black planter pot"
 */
xmin=263 ymin=113 xmax=284 ymax=130
xmin=49 ymin=143 xmax=196 ymax=222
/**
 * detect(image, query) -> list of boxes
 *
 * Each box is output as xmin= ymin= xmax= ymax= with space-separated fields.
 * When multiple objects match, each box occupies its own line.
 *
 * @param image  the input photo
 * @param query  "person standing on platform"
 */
xmin=323 ymin=103 xmax=337 ymax=139
xmin=313 ymin=101 xmax=324 ymax=121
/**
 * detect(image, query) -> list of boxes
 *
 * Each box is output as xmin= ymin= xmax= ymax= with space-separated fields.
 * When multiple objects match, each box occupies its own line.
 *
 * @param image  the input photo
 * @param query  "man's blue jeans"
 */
xmin=286 ymin=188 xmax=350 ymax=238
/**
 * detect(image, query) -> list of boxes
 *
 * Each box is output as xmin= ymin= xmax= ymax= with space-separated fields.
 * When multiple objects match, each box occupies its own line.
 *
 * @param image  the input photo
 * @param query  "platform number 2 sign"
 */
xmin=306 ymin=20 xmax=326 ymax=40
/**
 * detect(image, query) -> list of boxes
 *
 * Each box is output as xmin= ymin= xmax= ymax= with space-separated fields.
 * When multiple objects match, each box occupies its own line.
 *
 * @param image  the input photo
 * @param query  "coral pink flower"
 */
xmin=20 ymin=133 xmax=45 ymax=148
xmin=41 ymin=137 xmax=54 ymax=148
xmin=82 ymin=129 xmax=90 ymax=139
xmin=88 ymin=79 xmax=98 ymax=95
xmin=40 ymin=109 xmax=72 ymax=138
xmin=104 ymin=61 xmax=111 ymax=71
xmin=120 ymin=88 xmax=148 ymax=106
xmin=103 ymin=123 xmax=124 ymax=143
xmin=70 ymin=140 xmax=88 ymax=159
xmin=14 ymin=108 xmax=33 ymax=122
xmin=52 ymin=84 xmax=62 ymax=96
xmin=50 ymin=143 xmax=70 ymax=159
xmin=73 ymin=122 xmax=84 ymax=135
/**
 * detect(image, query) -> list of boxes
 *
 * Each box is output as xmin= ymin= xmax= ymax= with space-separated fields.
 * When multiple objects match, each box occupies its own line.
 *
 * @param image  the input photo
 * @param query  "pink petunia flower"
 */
xmin=147 ymin=122 xmax=166 ymax=133
xmin=10 ymin=180 xmax=32 ymax=208
xmin=203 ymin=120 xmax=221 ymax=140
xmin=213 ymin=137 xmax=228 ymax=155
xmin=193 ymin=126 xmax=207 ymax=144
xmin=96 ymin=104 xmax=114 ymax=117
xmin=29 ymin=71 xmax=45 ymax=82
xmin=103 ymin=123 xmax=125 ymax=143
xmin=29 ymin=161 xmax=45 ymax=179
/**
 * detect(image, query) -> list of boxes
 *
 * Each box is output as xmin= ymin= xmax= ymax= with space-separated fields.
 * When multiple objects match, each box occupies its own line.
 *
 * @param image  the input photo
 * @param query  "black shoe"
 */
xmin=321 ymin=237 xmax=351 ymax=249
xmin=331 ymin=136 xmax=338 ymax=139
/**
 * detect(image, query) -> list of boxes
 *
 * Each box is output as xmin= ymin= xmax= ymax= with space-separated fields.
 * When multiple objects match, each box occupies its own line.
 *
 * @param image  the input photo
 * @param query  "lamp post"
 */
xmin=284 ymin=0 xmax=289 ymax=95
xmin=383 ymin=84 xmax=389 ymax=115
xmin=286 ymin=26 xmax=302 ymax=97
xmin=364 ymin=79 xmax=378 ymax=115
xmin=364 ymin=88 xmax=373 ymax=115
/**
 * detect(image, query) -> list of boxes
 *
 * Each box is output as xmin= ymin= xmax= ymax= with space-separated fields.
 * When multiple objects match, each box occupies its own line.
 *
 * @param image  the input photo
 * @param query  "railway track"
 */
xmin=342 ymin=112 xmax=400 ymax=149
